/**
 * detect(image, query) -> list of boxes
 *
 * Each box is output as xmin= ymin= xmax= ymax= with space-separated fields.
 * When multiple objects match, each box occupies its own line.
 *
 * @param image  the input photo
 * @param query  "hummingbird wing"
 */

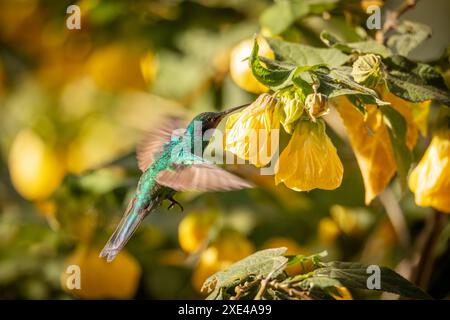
xmin=136 ymin=116 xmax=186 ymax=171
xmin=156 ymin=163 xmax=253 ymax=192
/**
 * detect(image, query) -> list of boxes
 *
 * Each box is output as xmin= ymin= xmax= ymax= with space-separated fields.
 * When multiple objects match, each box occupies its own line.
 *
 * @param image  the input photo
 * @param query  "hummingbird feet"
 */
xmin=168 ymin=197 xmax=184 ymax=211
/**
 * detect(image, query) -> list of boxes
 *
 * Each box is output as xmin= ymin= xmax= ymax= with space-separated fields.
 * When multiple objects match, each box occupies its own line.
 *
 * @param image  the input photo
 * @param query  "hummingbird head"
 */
xmin=192 ymin=103 xmax=250 ymax=131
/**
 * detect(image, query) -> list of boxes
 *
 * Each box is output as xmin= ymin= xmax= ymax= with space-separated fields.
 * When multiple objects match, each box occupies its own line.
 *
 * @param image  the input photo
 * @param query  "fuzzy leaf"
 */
xmin=384 ymin=55 xmax=450 ymax=105
xmin=250 ymin=39 xmax=295 ymax=89
xmin=203 ymin=248 xmax=288 ymax=300
xmin=266 ymin=37 xmax=349 ymax=68
xmin=387 ymin=20 xmax=431 ymax=56
xmin=314 ymin=261 xmax=431 ymax=300
xmin=260 ymin=0 xmax=338 ymax=35
xmin=320 ymin=31 xmax=391 ymax=57
xmin=380 ymin=105 xmax=413 ymax=193
xmin=316 ymin=68 xmax=390 ymax=107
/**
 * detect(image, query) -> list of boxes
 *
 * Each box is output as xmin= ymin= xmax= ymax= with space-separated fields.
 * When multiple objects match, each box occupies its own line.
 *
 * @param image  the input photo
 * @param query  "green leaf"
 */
xmin=315 ymin=68 xmax=390 ymax=107
xmin=315 ymin=261 xmax=431 ymax=299
xmin=297 ymin=276 xmax=343 ymax=298
xmin=260 ymin=0 xmax=338 ymax=35
xmin=384 ymin=55 xmax=450 ymax=105
xmin=250 ymin=39 xmax=295 ymax=90
xmin=387 ymin=20 xmax=431 ymax=56
xmin=203 ymin=247 xmax=288 ymax=300
xmin=260 ymin=1 xmax=309 ymax=35
xmin=320 ymin=31 xmax=391 ymax=57
xmin=266 ymin=37 xmax=349 ymax=68
xmin=380 ymin=105 xmax=413 ymax=193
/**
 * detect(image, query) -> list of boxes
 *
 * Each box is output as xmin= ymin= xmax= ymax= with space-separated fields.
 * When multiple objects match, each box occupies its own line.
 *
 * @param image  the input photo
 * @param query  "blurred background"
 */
xmin=0 ymin=0 xmax=449 ymax=299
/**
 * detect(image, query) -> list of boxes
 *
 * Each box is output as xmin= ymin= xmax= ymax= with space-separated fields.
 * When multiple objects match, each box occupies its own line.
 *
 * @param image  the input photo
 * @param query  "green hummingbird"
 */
xmin=100 ymin=104 xmax=252 ymax=262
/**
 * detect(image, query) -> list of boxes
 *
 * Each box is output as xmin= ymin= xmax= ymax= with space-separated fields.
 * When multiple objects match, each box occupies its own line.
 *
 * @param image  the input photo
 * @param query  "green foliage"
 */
xmin=260 ymin=0 xmax=338 ymax=35
xmin=267 ymin=37 xmax=349 ymax=67
xmin=1 ymin=0 xmax=450 ymax=301
xmin=203 ymin=248 xmax=288 ymax=300
xmin=320 ymin=31 xmax=392 ymax=57
xmin=387 ymin=20 xmax=432 ymax=56
xmin=315 ymin=261 xmax=431 ymax=300
xmin=203 ymin=248 xmax=431 ymax=300
xmin=250 ymin=40 xmax=295 ymax=89
xmin=380 ymin=105 xmax=413 ymax=193
xmin=250 ymin=28 xmax=450 ymax=205
xmin=384 ymin=55 xmax=450 ymax=105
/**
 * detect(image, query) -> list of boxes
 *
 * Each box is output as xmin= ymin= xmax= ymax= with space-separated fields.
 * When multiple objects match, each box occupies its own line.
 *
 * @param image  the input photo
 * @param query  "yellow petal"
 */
xmin=225 ymin=94 xmax=280 ymax=167
xmin=335 ymin=97 xmax=396 ymax=204
xmin=411 ymin=100 xmax=431 ymax=137
xmin=408 ymin=128 xmax=450 ymax=213
xmin=275 ymin=120 xmax=343 ymax=191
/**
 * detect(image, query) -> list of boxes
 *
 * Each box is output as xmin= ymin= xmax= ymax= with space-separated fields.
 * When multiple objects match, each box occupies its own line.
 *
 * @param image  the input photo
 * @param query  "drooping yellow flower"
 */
xmin=335 ymin=97 xmax=396 ymax=204
xmin=225 ymin=93 xmax=280 ymax=167
xmin=275 ymin=119 xmax=343 ymax=191
xmin=408 ymin=128 xmax=450 ymax=213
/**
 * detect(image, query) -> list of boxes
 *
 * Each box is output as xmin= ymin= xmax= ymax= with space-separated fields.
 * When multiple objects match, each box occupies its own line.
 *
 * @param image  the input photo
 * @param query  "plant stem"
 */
xmin=414 ymin=210 xmax=447 ymax=289
xmin=376 ymin=0 xmax=420 ymax=44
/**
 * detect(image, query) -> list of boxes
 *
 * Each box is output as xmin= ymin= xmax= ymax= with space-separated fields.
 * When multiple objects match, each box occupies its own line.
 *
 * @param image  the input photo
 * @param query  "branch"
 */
xmin=268 ymin=281 xmax=312 ymax=300
xmin=414 ymin=210 xmax=447 ymax=289
xmin=376 ymin=0 xmax=420 ymax=44
xmin=378 ymin=188 xmax=411 ymax=250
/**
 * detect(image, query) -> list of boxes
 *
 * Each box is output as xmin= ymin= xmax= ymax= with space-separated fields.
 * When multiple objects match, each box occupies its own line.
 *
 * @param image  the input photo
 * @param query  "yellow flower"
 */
xmin=225 ymin=93 xmax=280 ymax=167
xmin=61 ymin=245 xmax=141 ymax=299
xmin=275 ymin=120 xmax=343 ymax=191
xmin=361 ymin=0 xmax=384 ymax=11
xmin=318 ymin=217 xmax=341 ymax=244
xmin=88 ymin=43 xmax=147 ymax=91
xmin=178 ymin=211 xmax=219 ymax=253
xmin=408 ymin=128 xmax=450 ymax=213
xmin=280 ymin=97 xmax=304 ymax=134
xmin=335 ymin=98 xmax=396 ymax=204
xmin=229 ymin=36 xmax=274 ymax=94
xmin=8 ymin=129 xmax=65 ymax=201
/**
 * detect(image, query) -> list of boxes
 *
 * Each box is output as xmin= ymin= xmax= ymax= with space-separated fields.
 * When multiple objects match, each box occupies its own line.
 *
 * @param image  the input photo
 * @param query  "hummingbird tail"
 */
xmin=100 ymin=197 xmax=159 ymax=263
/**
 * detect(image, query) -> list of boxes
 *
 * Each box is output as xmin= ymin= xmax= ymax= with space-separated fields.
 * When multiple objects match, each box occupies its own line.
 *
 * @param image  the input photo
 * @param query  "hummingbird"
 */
xmin=100 ymin=104 xmax=252 ymax=262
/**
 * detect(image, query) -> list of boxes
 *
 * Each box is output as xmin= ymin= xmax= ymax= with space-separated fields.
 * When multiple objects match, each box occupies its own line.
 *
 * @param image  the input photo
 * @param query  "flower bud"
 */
xmin=281 ymin=98 xmax=304 ymax=134
xmin=305 ymin=93 xmax=329 ymax=121
xmin=351 ymin=54 xmax=383 ymax=87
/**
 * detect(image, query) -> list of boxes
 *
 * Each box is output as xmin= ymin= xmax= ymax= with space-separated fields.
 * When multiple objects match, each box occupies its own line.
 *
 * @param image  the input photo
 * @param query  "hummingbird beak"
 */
xmin=209 ymin=103 xmax=250 ymax=128
xmin=220 ymin=103 xmax=250 ymax=117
